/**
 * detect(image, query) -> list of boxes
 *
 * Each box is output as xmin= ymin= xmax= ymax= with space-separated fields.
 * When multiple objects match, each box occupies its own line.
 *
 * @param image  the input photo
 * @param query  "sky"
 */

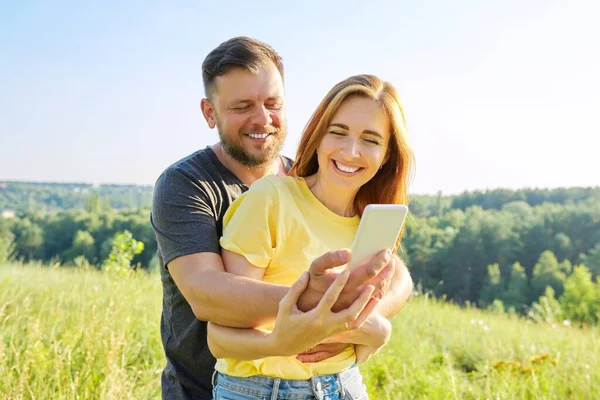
xmin=1 ymin=0 xmax=598 ymax=195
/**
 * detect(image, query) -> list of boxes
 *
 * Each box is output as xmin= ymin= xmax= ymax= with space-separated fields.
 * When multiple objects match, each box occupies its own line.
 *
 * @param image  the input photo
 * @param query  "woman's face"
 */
xmin=316 ymin=96 xmax=391 ymax=195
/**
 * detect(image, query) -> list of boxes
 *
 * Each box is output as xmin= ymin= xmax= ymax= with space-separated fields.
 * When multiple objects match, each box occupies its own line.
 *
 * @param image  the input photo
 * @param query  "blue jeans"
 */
xmin=212 ymin=366 xmax=368 ymax=400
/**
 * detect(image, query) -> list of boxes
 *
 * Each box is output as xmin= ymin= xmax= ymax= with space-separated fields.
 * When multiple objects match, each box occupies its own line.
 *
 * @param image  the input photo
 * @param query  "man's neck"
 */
xmin=212 ymin=143 xmax=286 ymax=186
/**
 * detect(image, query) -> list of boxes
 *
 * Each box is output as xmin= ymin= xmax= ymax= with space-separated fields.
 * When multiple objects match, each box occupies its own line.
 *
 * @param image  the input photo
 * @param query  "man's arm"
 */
xmin=169 ymin=249 xmax=396 ymax=329
xmin=153 ymin=168 xmax=287 ymax=328
xmin=169 ymin=249 xmax=398 ymax=330
xmin=168 ymin=253 xmax=287 ymax=328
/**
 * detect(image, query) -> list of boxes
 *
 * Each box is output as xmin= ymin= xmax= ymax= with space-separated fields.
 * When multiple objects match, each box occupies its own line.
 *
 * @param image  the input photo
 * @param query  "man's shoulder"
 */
xmin=161 ymin=147 xmax=216 ymax=178
xmin=154 ymin=147 xmax=226 ymax=190
xmin=281 ymin=154 xmax=294 ymax=172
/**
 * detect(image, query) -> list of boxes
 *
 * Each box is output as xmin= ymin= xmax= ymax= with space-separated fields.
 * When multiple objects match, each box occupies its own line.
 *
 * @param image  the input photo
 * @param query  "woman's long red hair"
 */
xmin=289 ymin=74 xmax=415 ymax=244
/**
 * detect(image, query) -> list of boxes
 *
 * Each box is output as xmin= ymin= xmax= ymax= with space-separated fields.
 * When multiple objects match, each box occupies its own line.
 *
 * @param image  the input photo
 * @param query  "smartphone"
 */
xmin=346 ymin=204 xmax=409 ymax=271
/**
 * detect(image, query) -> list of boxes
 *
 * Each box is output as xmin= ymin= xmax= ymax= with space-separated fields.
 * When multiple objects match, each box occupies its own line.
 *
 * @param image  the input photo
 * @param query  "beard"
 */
xmin=217 ymin=120 xmax=287 ymax=168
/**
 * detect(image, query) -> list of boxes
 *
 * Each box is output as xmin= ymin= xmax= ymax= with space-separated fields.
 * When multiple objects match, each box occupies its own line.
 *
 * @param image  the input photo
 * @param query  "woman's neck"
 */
xmin=305 ymin=173 xmax=358 ymax=217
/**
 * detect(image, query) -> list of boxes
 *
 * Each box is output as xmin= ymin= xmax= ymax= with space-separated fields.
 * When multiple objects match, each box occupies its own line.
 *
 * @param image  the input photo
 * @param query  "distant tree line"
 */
xmin=1 ymin=182 xmax=599 ymax=324
xmin=403 ymin=195 xmax=600 ymax=325
xmin=0 ymin=181 xmax=153 ymax=214
xmin=450 ymin=187 xmax=600 ymax=211
xmin=0 ymin=206 xmax=157 ymax=270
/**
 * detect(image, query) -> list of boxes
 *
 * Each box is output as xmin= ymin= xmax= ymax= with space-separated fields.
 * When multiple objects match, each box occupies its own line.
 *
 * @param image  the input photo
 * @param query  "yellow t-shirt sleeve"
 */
xmin=219 ymin=177 xmax=280 ymax=269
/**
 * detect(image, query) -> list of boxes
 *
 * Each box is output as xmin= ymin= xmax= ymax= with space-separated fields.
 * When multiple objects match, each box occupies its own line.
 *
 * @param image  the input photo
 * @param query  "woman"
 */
xmin=208 ymin=74 xmax=414 ymax=399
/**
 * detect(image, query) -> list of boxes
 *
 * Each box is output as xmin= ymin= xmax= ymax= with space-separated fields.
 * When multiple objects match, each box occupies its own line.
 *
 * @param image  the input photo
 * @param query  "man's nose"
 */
xmin=250 ymin=105 xmax=272 ymax=127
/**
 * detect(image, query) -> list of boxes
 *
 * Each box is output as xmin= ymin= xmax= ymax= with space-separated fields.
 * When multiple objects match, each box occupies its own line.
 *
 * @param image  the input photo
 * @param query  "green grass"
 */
xmin=0 ymin=263 xmax=163 ymax=399
xmin=1 ymin=263 xmax=599 ymax=399
xmin=362 ymin=297 xmax=599 ymax=399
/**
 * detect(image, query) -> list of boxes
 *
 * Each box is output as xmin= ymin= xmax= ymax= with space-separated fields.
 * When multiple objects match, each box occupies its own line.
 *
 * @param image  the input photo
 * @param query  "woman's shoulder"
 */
xmin=230 ymin=175 xmax=303 ymax=220
xmin=250 ymin=174 xmax=304 ymax=196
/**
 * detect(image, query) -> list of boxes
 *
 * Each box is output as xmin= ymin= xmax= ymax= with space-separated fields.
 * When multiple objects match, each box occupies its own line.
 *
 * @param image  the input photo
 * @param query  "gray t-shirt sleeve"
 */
xmin=151 ymin=167 xmax=220 ymax=268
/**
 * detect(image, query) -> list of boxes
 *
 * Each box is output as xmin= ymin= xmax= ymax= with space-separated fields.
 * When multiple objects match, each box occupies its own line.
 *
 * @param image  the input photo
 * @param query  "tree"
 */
xmin=488 ymin=299 xmax=506 ymax=314
xmin=521 ymin=222 xmax=553 ymax=276
xmin=102 ymin=230 xmax=145 ymax=277
xmin=13 ymin=219 xmax=44 ymax=261
xmin=560 ymin=265 xmax=599 ymax=325
xmin=42 ymin=211 xmax=85 ymax=261
xmin=402 ymin=220 xmax=450 ymax=290
xmin=530 ymin=250 xmax=567 ymax=302
xmin=529 ymin=286 xmax=563 ymax=324
xmin=500 ymin=262 xmax=528 ymax=311
xmin=0 ymin=218 xmax=16 ymax=265
xmin=580 ymin=243 xmax=600 ymax=279
xmin=480 ymin=263 xmax=504 ymax=306
xmin=553 ymin=232 xmax=574 ymax=261
xmin=62 ymin=230 xmax=96 ymax=263
xmin=86 ymin=193 xmax=110 ymax=214
xmin=440 ymin=207 xmax=490 ymax=303
xmin=501 ymin=200 xmax=532 ymax=216
xmin=0 ymin=217 xmax=15 ymax=242
xmin=559 ymin=259 xmax=573 ymax=275
xmin=0 ymin=236 xmax=16 ymax=264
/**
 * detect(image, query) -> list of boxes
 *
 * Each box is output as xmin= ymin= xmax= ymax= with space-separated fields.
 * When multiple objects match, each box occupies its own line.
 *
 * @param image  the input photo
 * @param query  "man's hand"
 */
xmin=296 ymin=248 xmax=395 ymax=313
xmin=295 ymin=343 xmax=348 ymax=363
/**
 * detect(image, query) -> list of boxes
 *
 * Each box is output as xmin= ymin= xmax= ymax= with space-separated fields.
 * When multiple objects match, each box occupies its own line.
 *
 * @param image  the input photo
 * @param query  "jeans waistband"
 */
xmin=213 ymin=366 xmax=360 ymax=399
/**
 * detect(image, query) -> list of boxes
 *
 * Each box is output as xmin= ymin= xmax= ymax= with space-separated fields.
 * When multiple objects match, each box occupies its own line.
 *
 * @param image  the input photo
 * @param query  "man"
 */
xmin=150 ymin=36 xmax=413 ymax=399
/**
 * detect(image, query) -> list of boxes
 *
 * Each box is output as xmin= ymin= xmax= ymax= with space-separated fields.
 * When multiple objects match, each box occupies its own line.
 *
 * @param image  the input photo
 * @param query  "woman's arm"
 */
xmin=207 ymin=270 xmax=377 ymax=360
xmin=207 ymin=323 xmax=277 ymax=360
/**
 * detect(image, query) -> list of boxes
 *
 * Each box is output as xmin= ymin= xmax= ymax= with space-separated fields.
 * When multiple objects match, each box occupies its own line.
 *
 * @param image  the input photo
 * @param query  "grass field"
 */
xmin=1 ymin=263 xmax=599 ymax=399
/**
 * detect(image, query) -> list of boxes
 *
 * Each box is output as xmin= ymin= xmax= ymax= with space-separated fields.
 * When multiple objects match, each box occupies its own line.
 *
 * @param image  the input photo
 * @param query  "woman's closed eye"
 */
xmin=363 ymin=138 xmax=380 ymax=145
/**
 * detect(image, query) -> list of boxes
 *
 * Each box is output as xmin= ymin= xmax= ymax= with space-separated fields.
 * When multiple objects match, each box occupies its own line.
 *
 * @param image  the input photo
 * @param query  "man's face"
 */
xmin=202 ymin=62 xmax=286 ymax=167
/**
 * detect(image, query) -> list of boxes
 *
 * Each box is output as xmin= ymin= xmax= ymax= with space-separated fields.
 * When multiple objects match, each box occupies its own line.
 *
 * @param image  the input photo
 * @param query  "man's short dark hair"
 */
xmin=202 ymin=36 xmax=284 ymax=98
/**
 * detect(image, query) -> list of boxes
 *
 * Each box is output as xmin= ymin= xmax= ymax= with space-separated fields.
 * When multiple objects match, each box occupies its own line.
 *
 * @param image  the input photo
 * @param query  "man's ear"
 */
xmin=200 ymin=98 xmax=216 ymax=129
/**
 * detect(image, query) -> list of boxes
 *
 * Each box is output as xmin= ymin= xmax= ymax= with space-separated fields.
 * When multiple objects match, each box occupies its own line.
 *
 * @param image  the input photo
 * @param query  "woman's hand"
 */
xmin=267 ymin=270 xmax=378 ymax=357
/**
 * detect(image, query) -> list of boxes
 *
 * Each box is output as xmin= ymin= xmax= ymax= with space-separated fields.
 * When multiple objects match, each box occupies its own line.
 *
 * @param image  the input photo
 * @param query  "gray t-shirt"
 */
xmin=150 ymin=146 xmax=292 ymax=399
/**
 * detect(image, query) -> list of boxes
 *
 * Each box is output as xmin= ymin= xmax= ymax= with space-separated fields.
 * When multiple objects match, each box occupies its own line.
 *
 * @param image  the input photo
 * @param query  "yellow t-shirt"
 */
xmin=217 ymin=174 xmax=360 ymax=379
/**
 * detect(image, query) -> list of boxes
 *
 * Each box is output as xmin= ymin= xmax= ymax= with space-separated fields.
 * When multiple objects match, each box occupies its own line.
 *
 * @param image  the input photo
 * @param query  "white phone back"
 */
xmin=347 ymin=204 xmax=409 ymax=270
